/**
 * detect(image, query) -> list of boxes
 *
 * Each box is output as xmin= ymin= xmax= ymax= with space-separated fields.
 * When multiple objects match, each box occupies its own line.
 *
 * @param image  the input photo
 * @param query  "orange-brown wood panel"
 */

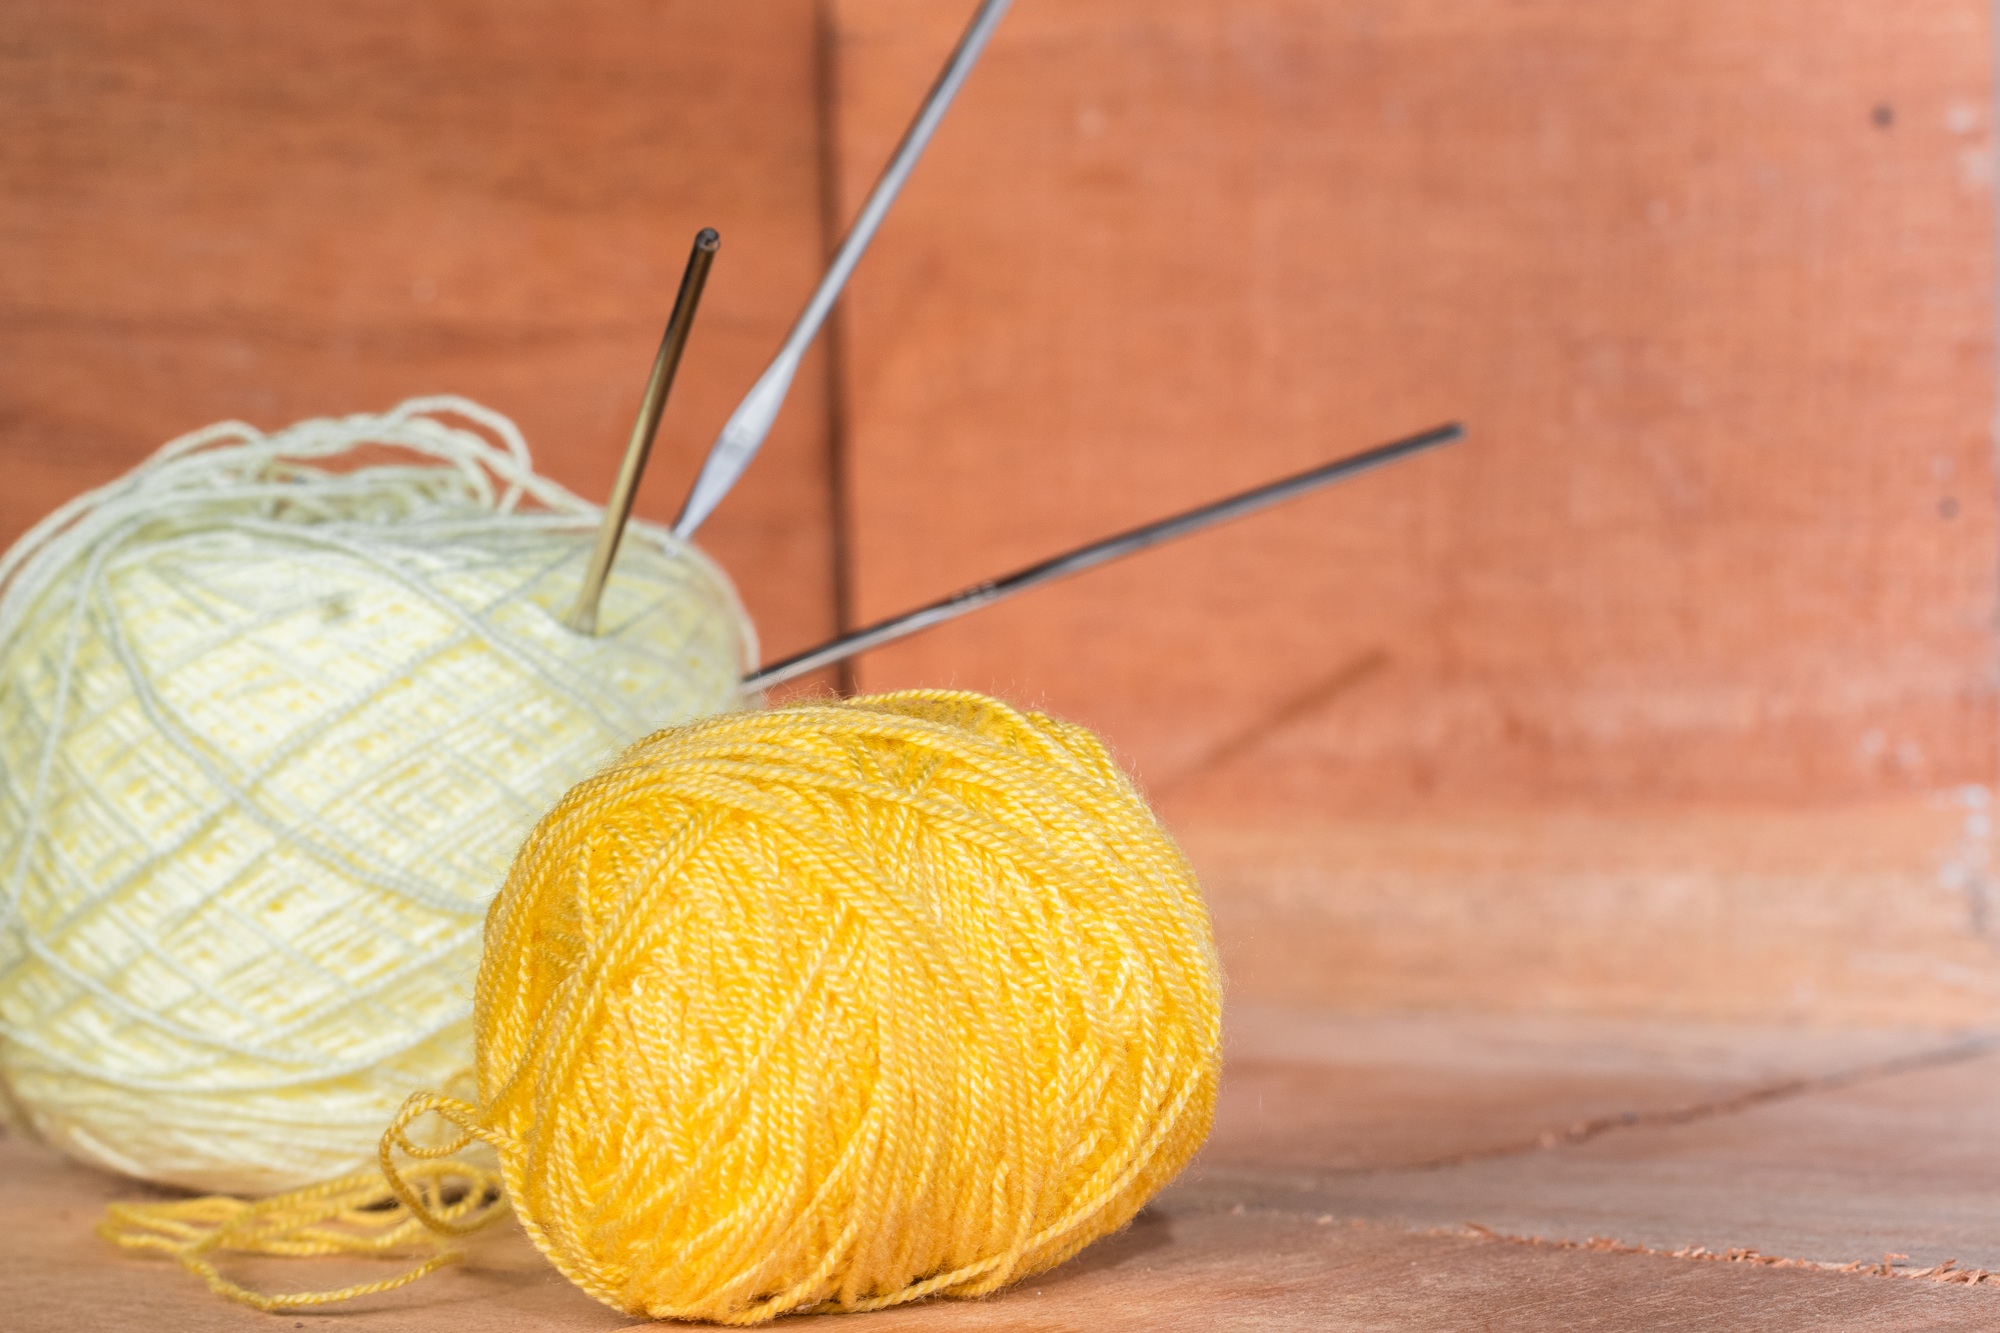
xmin=829 ymin=0 xmax=1997 ymax=813
xmin=825 ymin=0 xmax=2000 ymax=1021
xmin=0 ymin=0 xmax=839 ymax=668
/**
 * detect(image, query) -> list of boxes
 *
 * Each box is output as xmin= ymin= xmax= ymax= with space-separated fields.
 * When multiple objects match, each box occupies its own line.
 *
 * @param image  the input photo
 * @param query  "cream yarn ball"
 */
xmin=0 ymin=397 xmax=754 ymax=1194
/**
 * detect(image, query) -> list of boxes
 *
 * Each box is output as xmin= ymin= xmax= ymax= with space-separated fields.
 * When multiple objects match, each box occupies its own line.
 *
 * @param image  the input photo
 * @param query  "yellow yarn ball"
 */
xmin=0 ymin=398 xmax=753 ymax=1194
xmin=460 ymin=690 xmax=1221 ymax=1323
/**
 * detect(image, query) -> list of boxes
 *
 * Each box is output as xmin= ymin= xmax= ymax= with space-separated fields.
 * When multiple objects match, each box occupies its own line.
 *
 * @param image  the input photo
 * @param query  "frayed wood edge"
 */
xmin=1447 ymin=1222 xmax=1999 ymax=1288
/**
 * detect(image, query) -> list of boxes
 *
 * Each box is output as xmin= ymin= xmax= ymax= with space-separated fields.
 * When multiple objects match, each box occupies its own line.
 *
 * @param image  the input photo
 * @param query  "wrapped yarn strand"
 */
xmin=0 ymin=397 xmax=754 ymax=1193
xmin=103 ymin=691 xmax=1224 ymax=1324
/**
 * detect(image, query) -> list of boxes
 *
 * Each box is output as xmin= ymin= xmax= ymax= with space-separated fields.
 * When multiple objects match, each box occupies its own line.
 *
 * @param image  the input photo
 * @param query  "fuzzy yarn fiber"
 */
xmin=0 ymin=397 xmax=753 ymax=1193
xmin=104 ymin=691 xmax=1222 ymax=1324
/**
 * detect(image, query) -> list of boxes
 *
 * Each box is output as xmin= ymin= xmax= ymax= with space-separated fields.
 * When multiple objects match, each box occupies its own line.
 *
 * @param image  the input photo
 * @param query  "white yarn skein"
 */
xmin=0 ymin=397 xmax=755 ymax=1194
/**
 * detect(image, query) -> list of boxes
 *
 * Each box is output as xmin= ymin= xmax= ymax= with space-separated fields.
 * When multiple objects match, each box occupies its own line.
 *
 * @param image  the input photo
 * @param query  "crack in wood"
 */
xmin=1358 ymin=1033 xmax=2000 ymax=1176
xmin=1446 ymin=1221 xmax=2000 ymax=1289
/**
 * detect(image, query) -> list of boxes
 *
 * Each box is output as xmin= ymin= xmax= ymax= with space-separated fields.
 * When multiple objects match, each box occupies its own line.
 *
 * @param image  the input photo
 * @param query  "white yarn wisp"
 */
xmin=0 ymin=397 xmax=755 ymax=1194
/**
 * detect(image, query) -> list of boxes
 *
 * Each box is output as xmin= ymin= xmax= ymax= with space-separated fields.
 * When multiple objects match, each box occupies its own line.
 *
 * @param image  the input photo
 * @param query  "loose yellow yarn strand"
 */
xmin=97 ymin=1132 xmax=511 ymax=1312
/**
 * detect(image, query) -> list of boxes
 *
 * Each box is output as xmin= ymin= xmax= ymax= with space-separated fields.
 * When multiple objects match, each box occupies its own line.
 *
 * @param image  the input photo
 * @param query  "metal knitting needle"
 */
xmin=673 ymin=0 xmax=1015 ymax=539
xmin=565 ymin=227 xmax=721 ymax=634
xmin=745 ymin=422 xmax=1464 ymax=690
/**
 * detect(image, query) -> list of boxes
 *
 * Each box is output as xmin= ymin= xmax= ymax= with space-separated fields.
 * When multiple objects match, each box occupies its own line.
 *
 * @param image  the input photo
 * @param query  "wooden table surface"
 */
xmin=10 ymin=1006 xmax=1999 ymax=1331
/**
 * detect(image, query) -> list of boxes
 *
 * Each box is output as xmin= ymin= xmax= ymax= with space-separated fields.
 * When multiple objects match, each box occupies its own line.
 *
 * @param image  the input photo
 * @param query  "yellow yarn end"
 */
xmin=105 ymin=690 xmax=1223 ymax=1324
xmin=98 ymin=1149 xmax=506 ymax=1312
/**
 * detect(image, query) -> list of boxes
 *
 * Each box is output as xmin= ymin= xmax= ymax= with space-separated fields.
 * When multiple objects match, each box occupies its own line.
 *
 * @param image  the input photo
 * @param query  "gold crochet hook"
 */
xmin=565 ymin=227 xmax=721 ymax=635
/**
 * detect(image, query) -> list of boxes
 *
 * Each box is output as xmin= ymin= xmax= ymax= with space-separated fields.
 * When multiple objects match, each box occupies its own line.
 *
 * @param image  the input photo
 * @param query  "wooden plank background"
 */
xmin=3 ymin=0 xmax=1995 ymax=1024
xmin=832 ymin=0 xmax=1997 ymax=813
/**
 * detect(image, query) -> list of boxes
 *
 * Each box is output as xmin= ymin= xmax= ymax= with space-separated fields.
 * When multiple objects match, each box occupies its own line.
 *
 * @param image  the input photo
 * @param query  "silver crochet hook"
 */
xmin=567 ymin=228 xmax=720 ymax=634
xmin=745 ymin=422 xmax=1464 ymax=690
xmin=672 ymin=0 xmax=1015 ymax=539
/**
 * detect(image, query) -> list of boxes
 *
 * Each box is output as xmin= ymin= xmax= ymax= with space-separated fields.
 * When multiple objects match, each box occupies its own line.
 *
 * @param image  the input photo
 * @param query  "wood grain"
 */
xmin=1185 ymin=794 xmax=2000 ymax=1024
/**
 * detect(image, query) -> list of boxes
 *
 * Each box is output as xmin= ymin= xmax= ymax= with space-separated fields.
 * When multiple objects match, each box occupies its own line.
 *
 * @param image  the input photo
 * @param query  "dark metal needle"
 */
xmin=745 ymin=421 xmax=1464 ymax=690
